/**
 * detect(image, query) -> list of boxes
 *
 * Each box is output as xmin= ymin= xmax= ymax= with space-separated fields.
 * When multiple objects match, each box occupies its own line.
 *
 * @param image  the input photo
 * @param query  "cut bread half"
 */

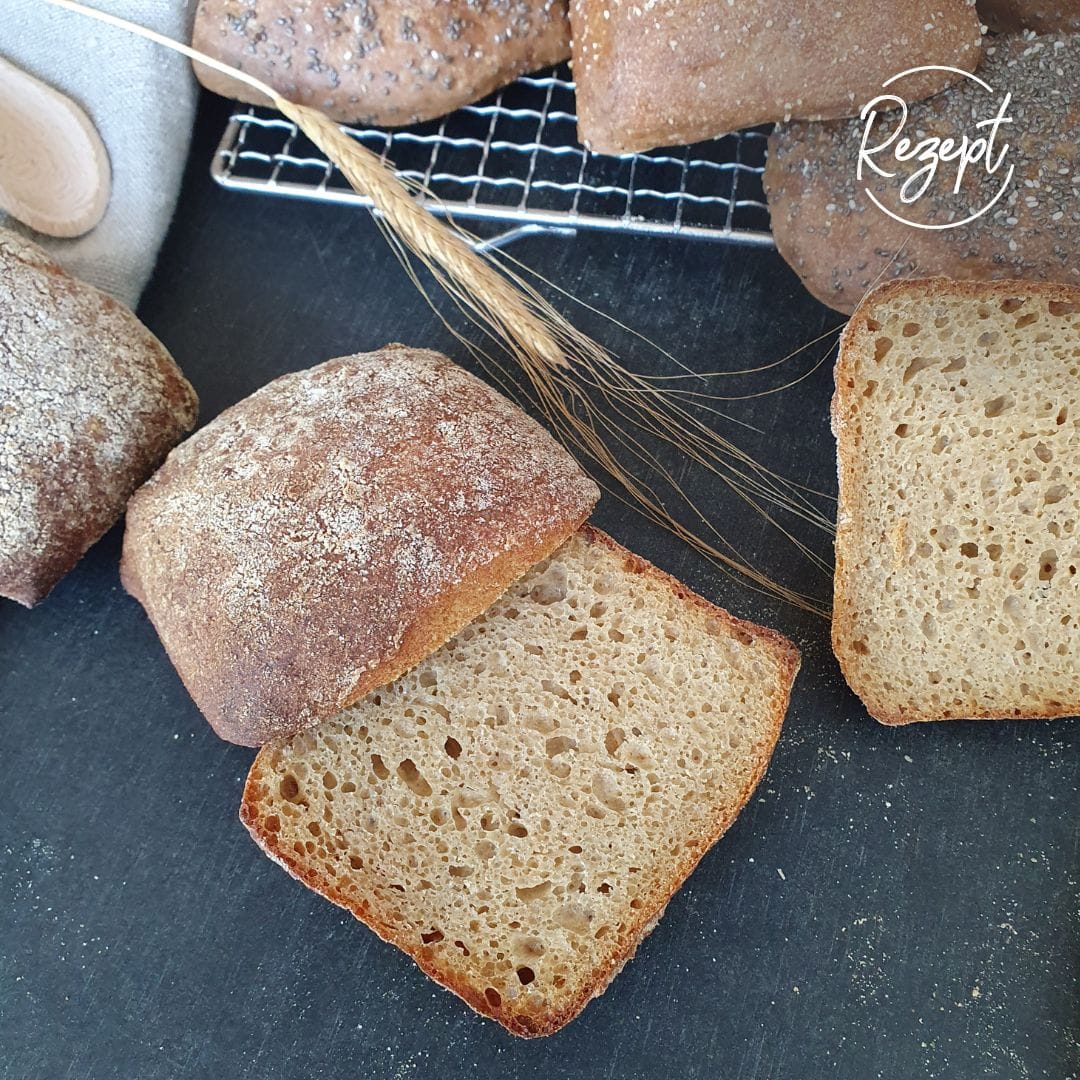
xmin=122 ymin=347 xmax=598 ymax=746
xmin=241 ymin=526 xmax=800 ymax=1036
xmin=833 ymin=278 xmax=1080 ymax=724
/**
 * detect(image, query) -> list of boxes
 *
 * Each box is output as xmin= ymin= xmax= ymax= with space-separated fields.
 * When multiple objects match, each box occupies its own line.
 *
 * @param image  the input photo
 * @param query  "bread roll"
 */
xmin=121 ymin=346 xmax=599 ymax=747
xmin=0 ymin=58 xmax=111 ymax=240
xmin=0 ymin=229 xmax=197 ymax=608
xmin=569 ymin=0 xmax=982 ymax=155
xmin=978 ymin=0 xmax=1080 ymax=32
xmin=764 ymin=34 xmax=1079 ymax=314
xmin=192 ymin=0 xmax=571 ymax=126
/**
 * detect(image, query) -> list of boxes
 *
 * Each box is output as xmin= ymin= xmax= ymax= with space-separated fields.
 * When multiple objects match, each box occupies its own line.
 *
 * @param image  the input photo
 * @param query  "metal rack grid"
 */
xmin=211 ymin=68 xmax=773 ymax=246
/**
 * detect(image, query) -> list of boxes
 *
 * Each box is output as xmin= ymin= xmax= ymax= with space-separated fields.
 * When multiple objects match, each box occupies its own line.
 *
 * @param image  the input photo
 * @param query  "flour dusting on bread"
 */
xmin=242 ymin=526 xmax=799 ymax=1035
xmin=122 ymin=346 xmax=598 ymax=745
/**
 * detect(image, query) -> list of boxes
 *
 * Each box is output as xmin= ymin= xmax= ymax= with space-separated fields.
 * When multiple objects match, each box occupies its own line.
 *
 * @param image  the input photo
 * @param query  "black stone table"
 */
xmin=2 ymin=95 xmax=1076 ymax=1080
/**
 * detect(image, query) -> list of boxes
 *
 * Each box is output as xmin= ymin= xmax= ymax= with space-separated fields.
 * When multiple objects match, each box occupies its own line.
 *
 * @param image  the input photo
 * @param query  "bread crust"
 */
xmin=0 ymin=229 xmax=198 ymax=607
xmin=122 ymin=346 xmax=599 ymax=746
xmin=240 ymin=524 xmax=800 ymax=1036
xmin=192 ymin=0 xmax=571 ymax=127
xmin=832 ymin=276 xmax=1080 ymax=724
xmin=764 ymin=34 xmax=1080 ymax=315
xmin=570 ymin=0 xmax=981 ymax=155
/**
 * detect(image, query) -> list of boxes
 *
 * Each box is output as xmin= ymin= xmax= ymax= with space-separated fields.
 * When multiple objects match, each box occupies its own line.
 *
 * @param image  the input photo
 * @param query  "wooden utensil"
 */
xmin=0 ymin=57 xmax=110 ymax=238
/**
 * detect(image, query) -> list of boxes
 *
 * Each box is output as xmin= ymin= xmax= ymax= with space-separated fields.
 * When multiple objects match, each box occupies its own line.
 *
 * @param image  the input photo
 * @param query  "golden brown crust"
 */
xmin=192 ymin=0 xmax=571 ymax=127
xmin=831 ymin=276 xmax=1080 ymax=724
xmin=0 ymin=229 xmax=198 ymax=608
xmin=764 ymin=34 xmax=1080 ymax=315
xmin=570 ymin=0 xmax=981 ymax=155
xmin=122 ymin=346 xmax=599 ymax=746
xmin=240 ymin=525 xmax=800 ymax=1036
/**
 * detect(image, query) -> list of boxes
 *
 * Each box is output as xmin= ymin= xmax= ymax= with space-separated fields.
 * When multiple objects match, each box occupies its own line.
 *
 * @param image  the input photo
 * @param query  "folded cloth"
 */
xmin=0 ymin=0 xmax=196 ymax=307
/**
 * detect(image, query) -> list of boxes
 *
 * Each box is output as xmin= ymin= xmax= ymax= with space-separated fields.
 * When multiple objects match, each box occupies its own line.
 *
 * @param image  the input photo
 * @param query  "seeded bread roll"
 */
xmin=764 ymin=34 xmax=1079 ymax=314
xmin=978 ymin=0 xmax=1080 ymax=32
xmin=569 ymin=0 xmax=982 ymax=155
xmin=121 ymin=346 xmax=599 ymax=747
xmin=242 ymin=525 xmax=800 ymax=1036
xmin=192 ymin=0 xmax=571 ymax=127
xmin=0 ymin=229 xmax=198 ymax=608
xmin=832 ymin=278 xmax=1080 ymax=724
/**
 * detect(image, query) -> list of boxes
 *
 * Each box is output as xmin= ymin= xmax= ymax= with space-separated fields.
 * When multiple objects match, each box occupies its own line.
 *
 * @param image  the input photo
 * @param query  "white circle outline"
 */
xmin=861 ymin=66 xmax=1014 ymax=231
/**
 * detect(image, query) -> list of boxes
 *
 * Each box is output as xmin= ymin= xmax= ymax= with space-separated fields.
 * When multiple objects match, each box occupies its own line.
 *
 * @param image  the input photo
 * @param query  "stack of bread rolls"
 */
xmin=192 ymin=0 xmax=985 ymax=144
xmin=191 ymin=1 xmax=1079 ymax=316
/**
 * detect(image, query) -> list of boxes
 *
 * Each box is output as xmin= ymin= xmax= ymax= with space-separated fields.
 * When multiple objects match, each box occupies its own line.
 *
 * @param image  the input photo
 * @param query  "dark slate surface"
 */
xmin=1 ymin=95 xmax=1077 ymax=1080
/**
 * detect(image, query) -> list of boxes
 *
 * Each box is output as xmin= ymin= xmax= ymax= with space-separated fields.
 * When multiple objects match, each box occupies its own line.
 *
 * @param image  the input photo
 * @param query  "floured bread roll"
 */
xmin=0 ymin=229 xmax=197 ymax=607
xmin=192 ymin=0 xmax=571 ymax=126
xmin=570 ymin=0 xmax=982 ymax=154
xmin=121 ymin=346 xmax=599 ymax=746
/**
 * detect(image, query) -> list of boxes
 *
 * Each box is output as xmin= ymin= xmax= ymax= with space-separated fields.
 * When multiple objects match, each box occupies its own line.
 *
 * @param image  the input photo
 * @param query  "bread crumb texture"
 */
xmin=242 ymin=526 xmax=799 ymax=1036
xmin=0 ymin=228 xmax=197 ymax=607
xmin=833 ymin=279 xmax=1079 ymax=723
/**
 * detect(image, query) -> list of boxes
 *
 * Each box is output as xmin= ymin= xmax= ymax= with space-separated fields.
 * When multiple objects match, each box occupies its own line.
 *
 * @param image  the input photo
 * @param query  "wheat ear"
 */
xmin=44 ymin=0 xmax=833 ymax=615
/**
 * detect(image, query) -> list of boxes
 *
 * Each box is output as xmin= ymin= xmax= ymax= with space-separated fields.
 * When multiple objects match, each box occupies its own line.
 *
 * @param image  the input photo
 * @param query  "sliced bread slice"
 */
xmin=833 ymin=278 xmax=1080 ymax=724
xmin=241 ymin=525 xmax=800 ymax=1036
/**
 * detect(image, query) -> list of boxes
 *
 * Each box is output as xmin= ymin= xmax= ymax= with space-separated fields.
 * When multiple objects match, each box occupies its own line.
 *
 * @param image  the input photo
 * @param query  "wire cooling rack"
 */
xmin=212 ymin=68 xmax=773 ymax=247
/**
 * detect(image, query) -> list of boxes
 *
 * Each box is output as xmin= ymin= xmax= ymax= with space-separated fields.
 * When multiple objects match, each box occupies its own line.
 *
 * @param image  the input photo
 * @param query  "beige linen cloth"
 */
xmin=0 ymin=0 xmax=197 ymax=307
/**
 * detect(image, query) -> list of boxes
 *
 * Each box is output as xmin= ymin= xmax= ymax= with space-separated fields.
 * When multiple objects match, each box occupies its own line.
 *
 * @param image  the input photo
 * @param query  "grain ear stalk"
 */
xmin=45 ymin=0 xmax=837 ymax=615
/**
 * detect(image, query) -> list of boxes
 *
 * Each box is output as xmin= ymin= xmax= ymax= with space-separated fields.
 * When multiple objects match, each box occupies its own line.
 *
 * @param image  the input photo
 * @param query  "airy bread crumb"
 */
xmin=241 ymin=526 xmax=799 ymax=1036
xmin=833 ymin=278 xmax=1080 ymax=724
